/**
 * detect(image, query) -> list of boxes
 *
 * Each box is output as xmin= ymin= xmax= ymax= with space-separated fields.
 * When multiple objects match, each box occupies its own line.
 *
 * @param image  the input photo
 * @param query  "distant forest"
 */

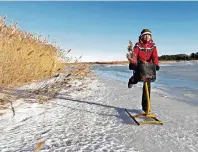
xmin=159 ymin=52 xmax=198 ymax=61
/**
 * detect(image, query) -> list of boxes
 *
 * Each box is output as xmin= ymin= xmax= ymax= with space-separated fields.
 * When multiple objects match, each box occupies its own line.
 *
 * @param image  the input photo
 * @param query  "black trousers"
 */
xmin=142 ymin=81 xmax=151 ymax=110
xmin=131 ymin=66 xmax=152 ymax=110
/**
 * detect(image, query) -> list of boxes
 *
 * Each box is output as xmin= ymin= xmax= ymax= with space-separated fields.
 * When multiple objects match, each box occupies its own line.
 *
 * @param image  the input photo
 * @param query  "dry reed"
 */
xmin=0 ymin=16 xmax=92 ymax=106
xmin=0 ymin=16 xmax=68 ymax=87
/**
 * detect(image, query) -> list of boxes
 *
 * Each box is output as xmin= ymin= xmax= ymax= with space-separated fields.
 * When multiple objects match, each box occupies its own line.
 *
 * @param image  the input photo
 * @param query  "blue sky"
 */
xmin=0 ymin=1 xmax=198 ymax=61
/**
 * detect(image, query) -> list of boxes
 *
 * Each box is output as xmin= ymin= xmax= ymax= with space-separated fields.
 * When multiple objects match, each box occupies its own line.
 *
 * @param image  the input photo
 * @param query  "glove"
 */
xmin=156 ymin=65 xmax=160 ymax=71
xmin=129 ymin=63 xmax=136 ymax=70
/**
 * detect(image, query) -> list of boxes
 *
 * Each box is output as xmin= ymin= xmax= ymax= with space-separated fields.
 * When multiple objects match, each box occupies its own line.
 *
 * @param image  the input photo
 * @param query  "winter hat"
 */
xmin=140 ymin=29 xmax=152 ymax=37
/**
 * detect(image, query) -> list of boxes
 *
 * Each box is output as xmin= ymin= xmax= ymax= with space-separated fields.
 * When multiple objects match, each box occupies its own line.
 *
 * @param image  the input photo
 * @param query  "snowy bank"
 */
xmin=0 ymin=75 xmax=197 ymax=152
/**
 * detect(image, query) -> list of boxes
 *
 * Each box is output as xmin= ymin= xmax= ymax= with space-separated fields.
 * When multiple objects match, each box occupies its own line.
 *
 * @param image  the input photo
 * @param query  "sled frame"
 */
xmin=126 ymin=81 xmax=163 ymax=125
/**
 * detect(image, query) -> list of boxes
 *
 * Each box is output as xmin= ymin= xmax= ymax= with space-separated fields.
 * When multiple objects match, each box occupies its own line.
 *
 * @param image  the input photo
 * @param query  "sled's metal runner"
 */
xmin=125 ymin=82 xmax=163 ymax=125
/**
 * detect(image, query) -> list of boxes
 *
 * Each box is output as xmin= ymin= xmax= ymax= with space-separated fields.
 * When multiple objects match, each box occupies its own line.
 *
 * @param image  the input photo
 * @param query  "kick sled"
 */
xmin=126 ymin=62 xmax=163 ymax=125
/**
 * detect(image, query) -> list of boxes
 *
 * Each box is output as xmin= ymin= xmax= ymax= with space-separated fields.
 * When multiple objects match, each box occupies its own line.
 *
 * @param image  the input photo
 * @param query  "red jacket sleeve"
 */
xmin=151 ymin=46 xmax=159 ymax=66
xmin=133 ymin=43 xmax=139 ymax=58
xmin=128 ymin=43 xmax=139 ymax=70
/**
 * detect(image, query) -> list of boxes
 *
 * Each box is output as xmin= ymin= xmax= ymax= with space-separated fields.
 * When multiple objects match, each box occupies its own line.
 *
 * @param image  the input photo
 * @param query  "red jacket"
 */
xmin=133 ymin=41 xmax=159 ymax=66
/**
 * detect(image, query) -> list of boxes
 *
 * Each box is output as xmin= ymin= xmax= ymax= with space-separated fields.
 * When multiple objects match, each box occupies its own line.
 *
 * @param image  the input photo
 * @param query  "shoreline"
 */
xmin=76 ymin=60 xmax=198 ymax=65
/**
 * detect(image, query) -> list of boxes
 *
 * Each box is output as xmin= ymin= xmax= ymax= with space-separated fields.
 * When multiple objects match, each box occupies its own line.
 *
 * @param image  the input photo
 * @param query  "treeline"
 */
xmin=159 ymin=52 xmax=198 ymax=61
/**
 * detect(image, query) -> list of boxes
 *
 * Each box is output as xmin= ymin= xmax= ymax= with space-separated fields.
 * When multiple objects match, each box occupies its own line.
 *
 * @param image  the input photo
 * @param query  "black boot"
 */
xmin=142 ymin=100 xmax=147 ymax=112
xmin=128 ymin=77 xmax=134 ymax=89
